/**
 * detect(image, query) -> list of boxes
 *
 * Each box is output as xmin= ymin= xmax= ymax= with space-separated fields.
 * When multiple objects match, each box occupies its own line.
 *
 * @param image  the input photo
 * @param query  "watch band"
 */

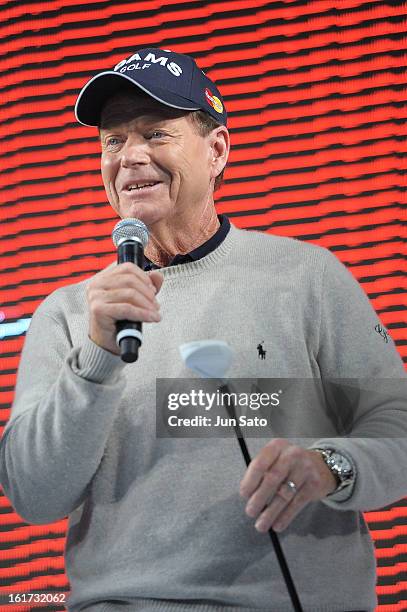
xmin=313 ymin=447 xmax=355 ymax=496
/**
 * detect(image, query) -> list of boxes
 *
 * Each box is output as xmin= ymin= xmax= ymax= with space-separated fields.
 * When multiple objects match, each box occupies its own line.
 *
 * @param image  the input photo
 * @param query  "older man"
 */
xmin=1 ymin=48 xmax=406 ymax=612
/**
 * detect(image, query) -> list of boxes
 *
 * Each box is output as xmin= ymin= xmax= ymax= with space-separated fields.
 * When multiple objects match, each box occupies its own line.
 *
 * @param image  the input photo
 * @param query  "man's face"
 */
xmin=99 ymin=92 xmax=223 ymax=226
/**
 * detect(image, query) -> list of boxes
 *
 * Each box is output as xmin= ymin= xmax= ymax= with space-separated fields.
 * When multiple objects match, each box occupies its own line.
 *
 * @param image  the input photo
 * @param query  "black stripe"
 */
xmin=0 ymin=566 xmax=65 ymax=586
xmin=1 ymin=73 xmax=405 ymax=117
xmin=244 ymin=219 xmax=402 ymax=235
xmin=2 ymin=98 xmax=404 ymax=132
xmin=2 ymin=9 xmax=405 ymax=49
xmin=358 ymin=272 xmax=406 ymax=283
xmin=368 ymin=287 xmax=405 ymax=299
xmin=2 ymin=116 xmax=405 ymax=161
xmin=2 ymin=20 xmax=406 ymax=66
xmin=2 ymin=47 xmax=405 ymax=100
xmin=346 ymin=254 xmax=405 ymax=266
xmin=377 ymin=591 xmax=407 ymax=605
xmin=2 ymin=268 xmax=103 ymax=290
xmin=2 ymin=46 xmax=405 ymax=91
xmin=2 ymin=130 xmax=404 ymax=167
xmin=3 ymin=203 xmax=403 ymax=235
xmin=4 ymin=0 xmax=405 ymax=31
xmin=1 ymin=250 xmax=114 ymax=274
xmin=369 ymin=516 xmax=407 ymax=530
xmin=0 ymin=549 xmax=64 ymax=569
xmin=226 ymin=203 xmax=402 ymax=222
xmin=1 ymin=61 xmax=406 ymax=98
xmin=378 ymin=571 xmax=407 ymax=586
xmin=2 ymin=145 xmax=405 ymax=194
xmin=377 ymin=304 xmax=407 ymax=313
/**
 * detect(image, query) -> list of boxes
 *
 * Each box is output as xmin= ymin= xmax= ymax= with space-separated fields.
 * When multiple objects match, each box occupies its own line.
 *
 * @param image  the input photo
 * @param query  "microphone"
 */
xmin=112 ymin=218 xmax=149 ymax=363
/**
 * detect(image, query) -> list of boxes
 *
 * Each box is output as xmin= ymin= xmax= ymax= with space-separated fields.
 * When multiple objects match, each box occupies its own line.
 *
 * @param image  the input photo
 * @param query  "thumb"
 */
xmin=148 ymin=270 xmax=164 ymax=295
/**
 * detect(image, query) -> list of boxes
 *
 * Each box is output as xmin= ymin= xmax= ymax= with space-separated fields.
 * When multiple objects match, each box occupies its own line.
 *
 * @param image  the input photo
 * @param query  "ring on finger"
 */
xmin=276 ymin=479 xmax=298 ymax=501
xmin=285 ymin=479 xmax=297 ymax=495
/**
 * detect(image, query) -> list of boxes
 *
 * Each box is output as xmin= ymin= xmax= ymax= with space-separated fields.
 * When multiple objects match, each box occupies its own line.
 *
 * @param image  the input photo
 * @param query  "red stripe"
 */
xmin=0 ymin=538 xmax=67 ymax=560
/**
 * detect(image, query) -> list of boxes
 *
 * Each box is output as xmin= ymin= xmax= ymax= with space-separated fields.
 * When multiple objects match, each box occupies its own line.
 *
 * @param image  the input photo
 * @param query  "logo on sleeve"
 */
xmin=205 ymin=88 xmax=223 ymax=114
xmin=375 ymin=323 xmax=390 ymax=343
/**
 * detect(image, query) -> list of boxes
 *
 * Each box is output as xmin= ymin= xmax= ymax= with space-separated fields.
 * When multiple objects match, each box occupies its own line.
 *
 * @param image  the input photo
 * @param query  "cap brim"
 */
xmin=75 ymin=71 xmax=200 ymax=127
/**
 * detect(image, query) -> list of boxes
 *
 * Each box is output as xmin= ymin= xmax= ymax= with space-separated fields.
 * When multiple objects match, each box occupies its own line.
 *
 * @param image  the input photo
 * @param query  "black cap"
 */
xmin=75 ymin=48 xmax=227 ymax=127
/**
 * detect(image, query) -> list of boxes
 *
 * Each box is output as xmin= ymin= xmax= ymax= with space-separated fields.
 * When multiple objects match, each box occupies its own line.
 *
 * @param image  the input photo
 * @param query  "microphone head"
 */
xmin=112 ymin=218 xmax=149 ymax=248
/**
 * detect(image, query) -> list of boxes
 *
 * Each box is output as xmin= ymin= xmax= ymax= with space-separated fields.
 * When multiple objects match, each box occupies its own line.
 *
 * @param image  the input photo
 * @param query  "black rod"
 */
xmin=219 ymin=384 xmax=304 ymax=612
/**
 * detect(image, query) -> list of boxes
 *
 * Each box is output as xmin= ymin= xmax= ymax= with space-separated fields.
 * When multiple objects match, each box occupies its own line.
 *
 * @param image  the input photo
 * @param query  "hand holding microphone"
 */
xmin=87 ymin=218 xmax=163 ymax=361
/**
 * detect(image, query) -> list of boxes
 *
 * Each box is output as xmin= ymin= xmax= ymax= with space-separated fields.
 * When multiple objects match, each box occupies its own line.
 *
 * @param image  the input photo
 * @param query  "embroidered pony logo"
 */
xmin=257 ymin=341 xmax=266 ymax=360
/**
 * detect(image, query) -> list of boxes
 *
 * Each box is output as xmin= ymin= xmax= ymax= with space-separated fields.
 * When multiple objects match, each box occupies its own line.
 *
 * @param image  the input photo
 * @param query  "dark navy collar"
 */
xmin=143 ymin=214 xmax=230 ymax=270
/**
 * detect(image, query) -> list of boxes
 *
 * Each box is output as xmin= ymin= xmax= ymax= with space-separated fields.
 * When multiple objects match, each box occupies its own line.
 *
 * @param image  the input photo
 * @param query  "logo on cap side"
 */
xmin=205 ymin=88 xmax=223 ymax=114
xmin=114 ymin=52 xmax=183 ymax=77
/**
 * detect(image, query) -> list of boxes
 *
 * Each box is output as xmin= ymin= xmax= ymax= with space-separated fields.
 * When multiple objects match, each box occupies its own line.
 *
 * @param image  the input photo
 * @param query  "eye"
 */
xmin=147 ymin=130 xmax=165 ymax=140
xmin=105 ymin=136 xmax=121 ymax=147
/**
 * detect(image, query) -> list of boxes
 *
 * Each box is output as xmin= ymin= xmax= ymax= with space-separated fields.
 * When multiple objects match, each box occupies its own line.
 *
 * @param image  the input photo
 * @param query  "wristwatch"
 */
xmin=313 ymin=448 xmax=355 ymax=496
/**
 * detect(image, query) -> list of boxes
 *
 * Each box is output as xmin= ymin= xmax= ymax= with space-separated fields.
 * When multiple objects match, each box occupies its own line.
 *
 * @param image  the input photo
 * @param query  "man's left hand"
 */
xmin=239 ymin=439 xmax=338 ymax=533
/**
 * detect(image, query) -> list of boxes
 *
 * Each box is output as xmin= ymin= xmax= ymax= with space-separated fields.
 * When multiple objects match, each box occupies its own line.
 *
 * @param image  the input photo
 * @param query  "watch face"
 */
xmin=328 ymin=452 xmax=352 ymax=476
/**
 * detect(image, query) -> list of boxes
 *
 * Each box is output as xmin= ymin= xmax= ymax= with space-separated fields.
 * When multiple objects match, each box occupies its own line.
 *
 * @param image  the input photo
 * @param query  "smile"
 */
xmin=124 ymin=182 xmax=161 ymax=191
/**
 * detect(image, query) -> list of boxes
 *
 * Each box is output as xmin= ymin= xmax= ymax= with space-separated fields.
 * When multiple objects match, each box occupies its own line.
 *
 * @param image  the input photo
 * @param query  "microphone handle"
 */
xmin=116 ymin=239 xmax=144 ymax=363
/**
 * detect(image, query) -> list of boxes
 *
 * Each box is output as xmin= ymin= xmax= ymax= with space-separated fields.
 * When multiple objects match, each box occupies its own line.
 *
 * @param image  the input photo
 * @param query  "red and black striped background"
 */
xmin=0 ymin=1 xmax=406 ymax=610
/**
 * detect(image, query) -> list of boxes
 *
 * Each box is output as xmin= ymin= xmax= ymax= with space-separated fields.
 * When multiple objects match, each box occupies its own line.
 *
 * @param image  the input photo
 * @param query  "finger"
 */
xmin=99 ymin=262 xmax=153 ymax=286
xmin=104 ymin=262 xmax=150 ymax=283
xmin=253 ymin=468 xmax=309 ymax=532
xmin=100 ymin=302 xmax=161 ymax=323
xmin=95 ymin=272 xmax=158 ymax=302
xmin=100 ymin=288 xmax=160 ymax=311
xmin=240 ymin=439 xmax=285 ymax=499
xmin=244 ymin=445 xmax=306 ymax=519
xmin=256 ymin=483 xmax=309 ymax=533
xmin=245 ymin=466 xmax=289 ymax=519
xmin=253 ymin=488 xmax=291 ymax=533
xmin=148 ymin=270 xmax=164 ymax=294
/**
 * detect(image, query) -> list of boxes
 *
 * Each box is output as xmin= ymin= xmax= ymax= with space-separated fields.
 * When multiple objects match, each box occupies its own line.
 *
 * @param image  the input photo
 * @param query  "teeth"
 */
xmin=128 ymin=183 xmax=156 ymax=191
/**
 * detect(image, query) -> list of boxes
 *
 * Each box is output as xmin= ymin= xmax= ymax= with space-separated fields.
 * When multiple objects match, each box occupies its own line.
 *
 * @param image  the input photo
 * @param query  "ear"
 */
xmin=208 ymin=126 xmax=230 ymax=181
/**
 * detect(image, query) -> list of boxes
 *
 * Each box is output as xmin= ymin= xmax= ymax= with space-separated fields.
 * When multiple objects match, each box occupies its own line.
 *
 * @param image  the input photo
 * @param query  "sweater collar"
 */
xmin=143 ymin=214 xmax=230 ymax=271
xmin=158 ymin=222 xmax=240 ymax=279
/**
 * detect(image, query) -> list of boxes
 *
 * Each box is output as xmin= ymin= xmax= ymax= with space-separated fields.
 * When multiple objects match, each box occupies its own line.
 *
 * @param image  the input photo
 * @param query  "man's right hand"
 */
xmin=87 ymin=262 xmax=164 ymax=355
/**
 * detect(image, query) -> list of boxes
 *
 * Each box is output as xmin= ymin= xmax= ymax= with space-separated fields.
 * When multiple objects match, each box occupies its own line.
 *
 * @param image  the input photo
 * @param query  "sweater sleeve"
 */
xmin=310 ymin=250 xmax=407 ymax=512
xmin=0 ymin=294 xmax=128 ymax=524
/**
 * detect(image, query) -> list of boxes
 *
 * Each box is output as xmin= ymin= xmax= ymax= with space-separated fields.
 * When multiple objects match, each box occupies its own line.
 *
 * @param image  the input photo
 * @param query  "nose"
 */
xmin=120 ymin=136 xmax=150 ymax=168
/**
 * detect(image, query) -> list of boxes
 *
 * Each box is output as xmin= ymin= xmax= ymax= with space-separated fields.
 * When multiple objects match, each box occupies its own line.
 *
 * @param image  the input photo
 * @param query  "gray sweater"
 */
xmin=1 ymin=225 xmax=406 ymax=612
